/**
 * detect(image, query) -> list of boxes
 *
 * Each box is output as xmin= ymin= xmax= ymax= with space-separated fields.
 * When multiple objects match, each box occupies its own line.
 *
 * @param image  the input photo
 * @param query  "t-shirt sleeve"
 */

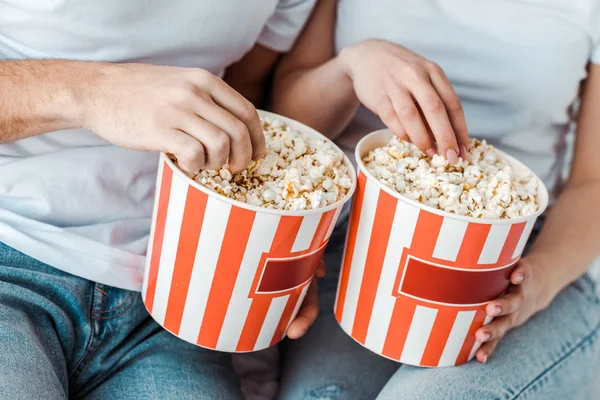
xmin=257 ymin=0 xmax=317 ymax=53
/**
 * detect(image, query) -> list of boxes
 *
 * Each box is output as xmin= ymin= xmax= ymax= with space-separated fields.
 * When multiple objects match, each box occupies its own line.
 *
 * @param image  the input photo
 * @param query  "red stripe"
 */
xmin=455 ymin=223 xmax=491 ymax=268
xmin=270 ymin=288 xmax=302 ymax=346
xmin=163 ymin=188 xmax=208 ymax=335
xmin=269 ymin=216 xmax=303 ymax=256
xmin=237 ymin=216 xmax=303 ymax=350
xmin=144 ymin=163 xmax=173 ymax=313
xmin=309 ymin=208 xmax=338 ymax=251
xmin=381 ymin=296 xmax=417 ymax=360
xmin=236 ymin=297 xmax=272 ymax=351
xmin=419 ymin=309 xmax=458 ymax=366
xmin=392 ymin=210 xmax=443 ymax=296
xmin=455 ymin=309 xmax=487 ymax=365
xmin=196 ymin=207 xmax=256 ymax=348
xmin=383 ymin=210 xmax=443 ymax=359
xmin=335 ymin=172 xmax=367 ymax=322
xmin=351 ymin=191 xmax=397 ymax=344
xmin=409 ymin=210 xmax=444 ymax=257
xmin=497 ymin=222 xmax=527 ymax=264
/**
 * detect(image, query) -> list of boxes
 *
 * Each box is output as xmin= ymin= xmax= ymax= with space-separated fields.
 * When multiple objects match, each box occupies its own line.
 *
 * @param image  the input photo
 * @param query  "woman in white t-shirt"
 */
xmin=272 ymin=1 xmax=600 ymax=398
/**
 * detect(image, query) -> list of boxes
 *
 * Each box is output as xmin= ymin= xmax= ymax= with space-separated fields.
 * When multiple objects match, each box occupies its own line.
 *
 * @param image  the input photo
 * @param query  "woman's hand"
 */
xmin=286 ymin=259 xmax=326 ymax=339
xmin=338 ymin=39 xmax=469 ymax=162
xmin=475 ymin=257 xmax=557 ymax=362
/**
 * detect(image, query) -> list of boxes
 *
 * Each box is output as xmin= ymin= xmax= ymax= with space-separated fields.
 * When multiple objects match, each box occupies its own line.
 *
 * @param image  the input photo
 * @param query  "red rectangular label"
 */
xmin=398 ymin=255 xmax=515 ymax=305
xmin=255 ymin=245 xmax=327 ymax=294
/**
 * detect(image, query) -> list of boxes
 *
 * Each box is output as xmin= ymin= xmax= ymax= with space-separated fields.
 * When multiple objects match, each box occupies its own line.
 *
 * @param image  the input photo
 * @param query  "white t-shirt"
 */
xmin=0 ymin=0 xmax=315 ymax=290
xmin=335 ymin=0 xmax=600 ymax=201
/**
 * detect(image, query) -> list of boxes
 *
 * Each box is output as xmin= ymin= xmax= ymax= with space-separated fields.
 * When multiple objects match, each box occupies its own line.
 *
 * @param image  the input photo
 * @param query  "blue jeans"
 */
xmin=278 ymin=216 xmax=600 ymax=400
xmin=0 ymin=242 xmax=242 ymax=400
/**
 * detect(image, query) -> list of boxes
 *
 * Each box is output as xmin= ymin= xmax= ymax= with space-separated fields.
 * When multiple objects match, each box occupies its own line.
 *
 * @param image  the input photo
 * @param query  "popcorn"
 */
xmin=191 ymin=116 xmax=351 ymax=210
xmin=362 ymin=138 xmax=538 ymax=219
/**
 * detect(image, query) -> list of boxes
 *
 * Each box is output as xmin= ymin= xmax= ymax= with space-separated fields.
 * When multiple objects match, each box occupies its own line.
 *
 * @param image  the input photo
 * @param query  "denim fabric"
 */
xmin=278 ymin=213 xmax=600 ymax=400
xmin=0 ymin=242 xmax=242 ymax=400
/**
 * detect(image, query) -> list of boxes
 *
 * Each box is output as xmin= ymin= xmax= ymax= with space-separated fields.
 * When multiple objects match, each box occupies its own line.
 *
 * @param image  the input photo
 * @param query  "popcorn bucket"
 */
xmin=142 ymin=111 xmax=356 ymax=353
xmin=334 ymin=129 xmax=548 ymax=367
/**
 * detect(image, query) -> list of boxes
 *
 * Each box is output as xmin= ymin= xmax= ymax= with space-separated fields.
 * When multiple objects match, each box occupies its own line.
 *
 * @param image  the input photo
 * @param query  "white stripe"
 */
xmin=215 ymin=213 xmax=280 ymax=351
xmin=253 ymin=295 xmax=290 ymax=351
xmin=150 ymin=174 xmax=188 ymax=325
xmin=432 ymin=218 xmax=468 ymax=261
xmin=284 ymin=284 xmax=311 ymax=337
xmin=142 ymin=158 xmax=165 ymax=299
xmin=340 ymin=179 xmax=380 ymax=332
xmin=178 ymin=197 xmax=231 ymax=344
xmin=291 ymin=214 xmax=321 ymax=253
xmin=324 ymin=206 xmax=343 ymax=240
xmin=364 ymin=200 xmax=419 ymax=353
xmin=512 ymin=219 xmax=536 ymax=259
xmin=438 ymin=310 xmax=476 ymax=367
xmin=399 ymin=306 xmax=437 ymax=365
xmin=478 ymin=224 xmax=512 ymax=264
xmin=467 ymin=315 xmax=493 ymax=361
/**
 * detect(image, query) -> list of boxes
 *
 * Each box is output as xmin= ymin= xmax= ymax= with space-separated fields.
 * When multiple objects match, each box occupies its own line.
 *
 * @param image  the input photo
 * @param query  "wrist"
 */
xmin=520 ymin=253 xmax=562 ymax=310
xmin=337 ymin=45 xmax=357 ymax=82
xmin=71 ymin=61 xmax=118 ymax=131
xmin=35 ymin=59 xmax=90 ymax=130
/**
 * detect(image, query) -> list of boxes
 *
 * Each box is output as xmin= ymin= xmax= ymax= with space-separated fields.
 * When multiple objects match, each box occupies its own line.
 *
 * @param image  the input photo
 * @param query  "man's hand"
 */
xmin=81 ymin=63 xmax=266 ymax=174
xmin=286 ymin=259 xmax=326 ymax=339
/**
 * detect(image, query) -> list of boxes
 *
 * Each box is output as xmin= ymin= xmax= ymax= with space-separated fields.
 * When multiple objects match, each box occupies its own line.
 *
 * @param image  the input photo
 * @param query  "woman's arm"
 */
xmin=527 ymin=63 xmax=600 ymax=293
xmin=224 ymin=44 xmax=281 ymax=108
xmin=474 ymin=64 xmax=600 ymax=362
xmin=272 ymin=0 xmax=357 ymax=138
xmin=272 ymin=0 xmax=469 ymax=161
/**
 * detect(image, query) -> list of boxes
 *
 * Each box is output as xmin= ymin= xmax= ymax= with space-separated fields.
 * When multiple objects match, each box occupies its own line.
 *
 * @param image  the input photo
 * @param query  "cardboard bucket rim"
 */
xmin=355 ymin=129 xmax=549 ymax=225
xmin=162 ymin=109 xmax=357 ymax=217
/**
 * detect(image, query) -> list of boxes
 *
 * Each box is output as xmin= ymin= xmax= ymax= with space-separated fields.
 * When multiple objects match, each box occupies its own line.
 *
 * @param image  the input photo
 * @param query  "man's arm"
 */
xmin=0 ymin=60 xmax=265 ymax=173
xmin=0 ymin=59 xmax=83 ymax=143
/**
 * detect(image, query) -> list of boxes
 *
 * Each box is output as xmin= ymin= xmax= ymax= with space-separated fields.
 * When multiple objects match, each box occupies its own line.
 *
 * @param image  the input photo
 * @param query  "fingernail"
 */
xmin=480 ymin=331 xmax=491 ymax=342
xmin=287 ymin=327 xmax=301 ymax=338
xmin=460 ymin=145 xmax=468 ymax=159
xmin=446 ymin=148 xmax=458 ymax=164
xmin=425 ymin=148 xmax=436 ymax=157
xmin=481 ymin=353 xmax=488 ymax=363
xmin=489 ymin=305 xmax=502 ymax=317
xmin=514 ymin=273 xmax=524 ymax=284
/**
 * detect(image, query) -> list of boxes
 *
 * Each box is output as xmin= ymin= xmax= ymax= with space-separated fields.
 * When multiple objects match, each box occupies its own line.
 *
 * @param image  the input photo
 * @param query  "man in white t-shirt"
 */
xmin=0 ymin=1 xmax=316 ymax=398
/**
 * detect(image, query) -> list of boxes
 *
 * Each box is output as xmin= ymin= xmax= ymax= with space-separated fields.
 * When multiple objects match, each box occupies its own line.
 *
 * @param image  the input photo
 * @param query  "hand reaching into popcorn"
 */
xmin=273 ymin=0 xmax=469 ymax=163
xmin=338 ymin=39 xmax=469 ymax=162
xmin=79 ymin=62 xmax=266 ymax=175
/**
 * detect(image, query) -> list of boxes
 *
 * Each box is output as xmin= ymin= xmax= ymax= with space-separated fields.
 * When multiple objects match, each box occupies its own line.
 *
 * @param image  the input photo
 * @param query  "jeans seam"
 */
xmin=511 ymin=317 xmax=600 ymax=399
xmin=95 ymin=297 xmax=136 ymax=320
xmin=99 ymin=290 xmax=135 ymax=314
xmin=69 ymin=284 xmax=101 ymax=380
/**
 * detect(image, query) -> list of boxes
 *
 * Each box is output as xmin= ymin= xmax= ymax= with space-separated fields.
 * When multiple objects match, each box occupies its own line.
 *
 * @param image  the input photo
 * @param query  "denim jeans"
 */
xmin=0 ymin=242 xmax=243 ymax=400
xmin=278 ymin=213 xmax=600 ymax=400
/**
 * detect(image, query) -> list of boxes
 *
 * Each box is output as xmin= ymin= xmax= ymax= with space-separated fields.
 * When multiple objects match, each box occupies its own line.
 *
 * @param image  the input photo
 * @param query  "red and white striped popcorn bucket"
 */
xmin=335 ymin=129 xmax=548 ymax=367
xmin=142 ymin=111 xmax=356 ymax=353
